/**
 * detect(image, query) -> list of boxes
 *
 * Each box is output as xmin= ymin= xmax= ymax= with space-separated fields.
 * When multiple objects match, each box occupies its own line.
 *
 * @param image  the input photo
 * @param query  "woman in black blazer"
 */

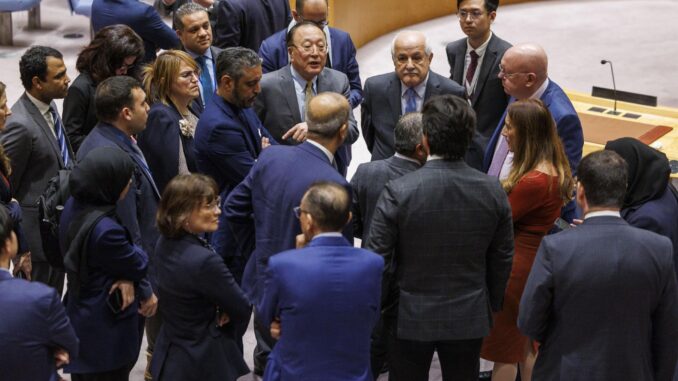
xmin=150 ymin=174 xmax=251 ymax=381
xmin=138 ymin=50 xmax=202 ymax=193
xmin=63 ymin=25 xmax=144 ymax=153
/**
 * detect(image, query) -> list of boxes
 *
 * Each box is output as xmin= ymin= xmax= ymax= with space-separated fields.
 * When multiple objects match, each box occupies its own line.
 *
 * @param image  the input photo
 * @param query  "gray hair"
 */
xmin=215 ymin=47 xmax=262 ymax=82
xmin=390 ymin=30 xmax=432 ymax=58
xmin=394 ymin=112 xmax=423 ymax=154
xmin=173 ymin=3 xmax=209 ymax=31
xmin=306 ymin=92 xmax=349 ymax=137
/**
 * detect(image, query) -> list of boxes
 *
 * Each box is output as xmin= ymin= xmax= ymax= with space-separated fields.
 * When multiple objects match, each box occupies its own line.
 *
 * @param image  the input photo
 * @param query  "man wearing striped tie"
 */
xmin=1 ymin=46 xmax=74 ymax=294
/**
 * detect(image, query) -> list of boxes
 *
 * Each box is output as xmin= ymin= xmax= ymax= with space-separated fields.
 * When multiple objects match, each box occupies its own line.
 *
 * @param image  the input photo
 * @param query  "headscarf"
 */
xmin=605 ymin=137 xmax=671 ymax=209
xmin=70 ymin=147 xmax=135 ymax=205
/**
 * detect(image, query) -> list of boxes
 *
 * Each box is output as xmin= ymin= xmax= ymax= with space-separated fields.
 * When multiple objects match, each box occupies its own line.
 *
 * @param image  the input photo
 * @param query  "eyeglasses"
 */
xmin=205 ymin=197 xmax=221 ymax=210
xmin=395 ymin=55 xmax=426 ymax=65
xmin=498 ymin=64 xmax=529 ymax=80
xmin=293 ymin=206 xmax=309 ymax=219
xmin=299 ymin=17 xmax=329 ymax=28
xmin=293 ymin=43 xmax=327 ymax=54
xmin=457 ymin=10 xmax=486 ymax=20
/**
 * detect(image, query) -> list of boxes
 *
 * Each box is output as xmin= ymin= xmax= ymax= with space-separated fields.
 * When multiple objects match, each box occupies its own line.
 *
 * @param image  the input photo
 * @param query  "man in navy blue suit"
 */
xmin=194 ymin=47 xmax=275 ymax=284
xmin=519 ymin=150 xmax=678 ymax=381
xmin=92 ymin=0 xmax=179 ymax=64
xmin=258 ymin=0 xmax=363 ymax=108
xmin=258 ymin=181 xmax=383 ymax=381
xmin=0 ymin=207 xmax=79 ymax=381
xmin=213 ymin=0 xmax=291 ymax=51
xmin=483 ymin=43 xmax=583 ymax=222
xmin=225 ymin=92 xmax=352 ymax=375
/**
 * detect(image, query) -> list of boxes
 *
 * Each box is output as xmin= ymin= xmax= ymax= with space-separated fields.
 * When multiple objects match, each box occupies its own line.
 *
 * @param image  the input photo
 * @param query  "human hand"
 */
xmin=139 ymin=292 xmax=158 ymax=317
xmin=282 ymin=123 xmax=308 ymax=142
xmin=571 ymin=219 xmax=583 ymax=227
xmin=262 ymin=137 xmax=271 ymax=150
xmin=13 ymin=252 xmax=32 ymax=280
xmin=270 ymin=318 xmax=281 ymax=340
xmin=54 ymin=348 xmax=70 ymax=368
xmin=110 ymin=280 xmax=135 ymax=310
xmin=295 ymin=233 xmax=309 ymax=249
xmin=217 ymin=311 xmax=230 ymax=327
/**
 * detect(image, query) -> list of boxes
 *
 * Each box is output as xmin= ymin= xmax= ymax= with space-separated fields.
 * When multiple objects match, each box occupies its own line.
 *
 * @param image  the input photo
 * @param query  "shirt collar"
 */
xmin=465 ymin=31 xmax=492 ymax=57
xmin=584 ymin=210 xmax=622 ymax=220
xmin=306 ymin=139 xmax=334 ymax=164
xmin=394 ymin=152 xmax=421 ymax=165
xmin=290 ymin=65 xmax=318 ymax=89
xmin=26 ymin=91 xmax=51 ymax=115
xmin=529 ymin=78 xmax=550 ymax=100
xmin=186 ymin=47 xmax=213 ymax=61
xmin=312 ymin=232 xmax=343 ymax=240
xmin=400 ymin=73 xmax=429 ymax=98
xmin=427 ymin=154 xmax=445 ymax=161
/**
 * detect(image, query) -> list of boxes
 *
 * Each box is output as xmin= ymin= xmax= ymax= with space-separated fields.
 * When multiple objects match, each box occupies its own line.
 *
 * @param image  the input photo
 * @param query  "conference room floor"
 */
xmin=1 ymin=0 xmax=676 ymax=379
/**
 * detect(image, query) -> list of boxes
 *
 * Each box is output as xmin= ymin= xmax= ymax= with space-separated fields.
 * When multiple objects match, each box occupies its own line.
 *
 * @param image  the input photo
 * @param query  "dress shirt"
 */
xmin=463 ymin=32 xmax=492 ymax=97
xmin=26 ymin=92 xmax=56 ymax=137
xmin=287 ymin=20 xmax=333 ymax=67
xmin=394 ymin=152 xmax=421 ymax=165
xmin=400 ymin=74 xmax=428 ymax=115
xmin=290 ymin=66 xmax=318 ymax=122
xmin=186 ymin=48 xmax=215 ymax=103
xmin=306 ymin=139 xmax=334 ymax=164
xmin=312 ymin=232 xmax=343 ymax=240
xmin=584 ymin=210 xmax=622 ymax=220
xmin=427 ymin=154 xmax=445 ymax=161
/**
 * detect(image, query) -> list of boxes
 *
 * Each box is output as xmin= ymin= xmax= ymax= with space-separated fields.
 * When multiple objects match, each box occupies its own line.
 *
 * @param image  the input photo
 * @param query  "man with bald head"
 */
xmin=225 ymin=92 xmax=353 ymax=375
xmin=362 ymin=30 xmax=465 ymax=161
xmin=255 ymin=21 xmax=359 ymax=176
xmin=483 ymin=43 xmax=583 ymax=221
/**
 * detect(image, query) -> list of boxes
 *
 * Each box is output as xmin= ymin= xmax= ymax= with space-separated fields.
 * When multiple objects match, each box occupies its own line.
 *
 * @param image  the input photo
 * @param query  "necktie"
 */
xmin=488 ymin=133 xmax=509 ymax=177
xmin=49 ymin=106 xmax=70 ymax=167
xmin=465 ymin=50 xmax=480 ymax=92
xmin=404 ymin=87 xmax=417 ymax=114
xmin=196 ymin=55 xmax=214 ymax=106
xmin=304 ymin=81 xmax=314 ymax=120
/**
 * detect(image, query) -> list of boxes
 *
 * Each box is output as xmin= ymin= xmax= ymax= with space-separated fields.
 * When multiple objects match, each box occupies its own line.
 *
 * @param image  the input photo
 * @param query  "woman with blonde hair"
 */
xmin=138 ymin=50 xmax=202 ymax=193
xmin=480 ymin=99 xmax=574 ymax=381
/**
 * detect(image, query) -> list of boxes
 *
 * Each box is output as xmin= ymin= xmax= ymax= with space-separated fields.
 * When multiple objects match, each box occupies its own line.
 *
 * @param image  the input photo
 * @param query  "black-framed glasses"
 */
xmin=293 ymin=206 xmax=309 ymax=219
xmin=205 ymin=196 xmax=222 ymax=210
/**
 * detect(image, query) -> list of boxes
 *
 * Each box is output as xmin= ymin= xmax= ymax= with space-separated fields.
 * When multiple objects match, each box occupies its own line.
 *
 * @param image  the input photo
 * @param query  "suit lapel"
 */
xmin=387 ymin=74 xmax=402 ymax=125
xmin=471 ymin=37 xmax=499 ymax=105
xmin=21 ymin=95 xmax=64 ymax=166
xmin=217 ymin=98 xmax=260 ymax=157
xmin=282 ymin=66 xmax=302 ymax=123
xmin=424 ymin=73 xmax=440 ymax=101
xmin=453 ymin=44 xmax=466 ymax=84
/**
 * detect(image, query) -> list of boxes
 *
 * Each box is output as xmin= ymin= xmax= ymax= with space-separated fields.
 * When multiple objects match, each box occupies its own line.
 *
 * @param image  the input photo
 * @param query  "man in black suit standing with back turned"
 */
xmin=366 ymin=94 xmax=513 ymax=381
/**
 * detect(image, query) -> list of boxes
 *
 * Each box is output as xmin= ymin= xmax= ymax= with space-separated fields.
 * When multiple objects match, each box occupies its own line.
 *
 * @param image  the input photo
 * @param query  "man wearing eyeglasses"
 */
xmin=362 ymin=30 xmax=465 ymax=162
xmin=258 ymin=0 xmax=363 ymax=109
xmin=483 ymin=43 xmax=584 ymax=222
xmin=254 ymin=21 xmax=359 ymax=176
xmin=446 ymin=0 xmax=512 ymax=170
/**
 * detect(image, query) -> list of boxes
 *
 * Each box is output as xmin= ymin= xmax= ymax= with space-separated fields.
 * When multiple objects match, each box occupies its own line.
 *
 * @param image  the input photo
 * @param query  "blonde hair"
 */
xmin=0 ymin=82 xmax=11 ymax=177
xmin=142 ymin=50 xmax=199 ymax=106
xmin=501 ymin=99 xmax=573 ymax=205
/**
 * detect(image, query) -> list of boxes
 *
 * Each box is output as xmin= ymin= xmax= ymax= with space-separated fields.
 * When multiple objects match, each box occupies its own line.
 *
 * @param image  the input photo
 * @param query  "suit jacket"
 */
xmin=59 ymin=201 xmax=148 ymax=373
xmin=78 ymin=123 xmax=159 ymax=296
xmin=361 ymin=71 xmax=465 ymax=161
xmin=138 ymin=101 xmax=201 ymax=194
xmin=150 ymin=234 xmax=251 ymax=381
xmin=224 ymin=141 xmax=352 ymax=304
xmin=254 ymin=65 xmax=359 ymax=176
xmin=0 ymin=93 xmax=74 ymax=262
xmin=184 ymin=45 xmax=223 ymax=113
xmin=365 ymin=159 xmax=513 ymax=341
xmin=213 ymin=0 xmax=291 ymax=51
xmin=0 ymin=271 xmax=79 ymax=381
xmin=519 ymin=216 xmax=678 ymax=381
xmin=258 ymin=236 xmax=383 ymax=381
xmin=63 ymin=72 xmax=98 ymax=154
xmin=92 ymin=0 xmax=179 ymax=63
xmin=350 ymin=155 xmax=421 ymax=241
xmin=259 ymin=27 xmax=363 ymax=108
xmin=446 ymin=34 xmax=512 ymax=170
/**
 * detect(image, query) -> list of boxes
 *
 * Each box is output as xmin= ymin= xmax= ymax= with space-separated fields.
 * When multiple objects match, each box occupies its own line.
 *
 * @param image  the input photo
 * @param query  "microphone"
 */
xmin=600 ymin=59 xmax=620 ymax=115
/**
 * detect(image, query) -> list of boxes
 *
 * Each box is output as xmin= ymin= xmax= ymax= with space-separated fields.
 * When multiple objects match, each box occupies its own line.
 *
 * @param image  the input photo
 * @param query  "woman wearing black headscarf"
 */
xmin=59 ymin=147 xmax=149 ymax=381
xmin=605 ymin=137 xmax=678 ymax=275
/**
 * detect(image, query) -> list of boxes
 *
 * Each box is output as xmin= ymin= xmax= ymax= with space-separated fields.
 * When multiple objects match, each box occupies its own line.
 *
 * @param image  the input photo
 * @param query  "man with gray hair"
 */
xmin=225 ymin=92 xmax=353 ymax=375
xmin=362 ymin=30 xmax=465 ymax=161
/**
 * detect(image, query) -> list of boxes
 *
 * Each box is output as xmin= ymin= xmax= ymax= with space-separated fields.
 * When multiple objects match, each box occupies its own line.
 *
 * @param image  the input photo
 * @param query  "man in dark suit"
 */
xmin=366 ymin=95 xmax=514 ymax=381
xmin=214 ymin=0 xmax=291 ymax=51
xmin=174 ymin=3 xmax=222 ymax=110
xmin=92 ymin=0 xmax=179 ymax=64
xmin=519 ymin=150 xmax=678 ymax=381
xmin=0 ymin=207 xmax=79 ymax=381
xmin=362 ymin=30 xmax=465 ymax=161
xmin=254 ymin=21 xmax=358 ymax=176
xmin=0 ymin=46 xmax=74 ymax=293
xmin=194 ymin=47 xmax=275 ymax=283
xmin=258 ymin=0 xmax=363 ymax=108
xmin=225 ymin=92 xmax=352 ymax=375
xmin=446 ymin=0 xmax=511 ymax=170
xmin=483 ymin=43 xmax=583 ymax=222
xmin=258 ymin=181 xmax=383 ymax=381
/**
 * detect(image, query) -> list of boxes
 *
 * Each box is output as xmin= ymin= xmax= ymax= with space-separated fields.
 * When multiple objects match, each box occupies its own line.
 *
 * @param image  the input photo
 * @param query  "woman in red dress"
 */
xmin=480 ymin=99 xmax=574 ymax=381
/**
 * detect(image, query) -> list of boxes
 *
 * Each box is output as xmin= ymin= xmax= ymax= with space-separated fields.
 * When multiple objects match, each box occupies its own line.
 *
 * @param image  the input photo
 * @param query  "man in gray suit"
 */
xmin=254 ymin=21 xmax=358 ymax=175
xmin=362 ymin=30 xmax=465 ymax=162
xmin=519 ymin=150 xmax=678 ymax=381
xmin=1 ymin=46 xmax=73 ymax=293
xmin=366 ymin=95 xmax=513 ymax=381
xmin=446 ymin=0 xmax=511 ymax=170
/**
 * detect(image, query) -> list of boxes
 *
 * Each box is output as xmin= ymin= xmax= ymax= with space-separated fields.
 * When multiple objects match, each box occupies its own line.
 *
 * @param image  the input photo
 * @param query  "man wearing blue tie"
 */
xmin=0 ymin=46 xmax=74 ymax=293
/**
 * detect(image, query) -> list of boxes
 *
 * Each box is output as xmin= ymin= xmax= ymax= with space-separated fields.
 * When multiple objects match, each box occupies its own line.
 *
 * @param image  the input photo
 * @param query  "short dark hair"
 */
xmin=76 ymin=25 xmax=144 ymax=84
xmin=173 ymin=3 xmax=209 ymax=31
xmin=286 ymin=21 xmax=325 ymax=48
xmin=295 ymin=0 xmax=329 ymax=14
xmin=95 ymin=76 xmax=142 ymax=123
xmin=578 ymin=150 xmax=628 ymax=208
xmin=303 ymin=182 xmax=350 ymax=232
xmin=215 ymin=47 xmax=261 ymax=83
xmin=157 ymin=174 xmax=219 ymax=238
xmin=395 ymin=112 xmax=423 ymax=155
xmin=457 ymin=0 xmax=499 ymax=12
xmin=0 ymin=205 xmax=14 ymax=247
xmin=422 ymin=95 xmax=475 ymax=160
xmin=19 ymin=46 xmax=63 ymax=90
